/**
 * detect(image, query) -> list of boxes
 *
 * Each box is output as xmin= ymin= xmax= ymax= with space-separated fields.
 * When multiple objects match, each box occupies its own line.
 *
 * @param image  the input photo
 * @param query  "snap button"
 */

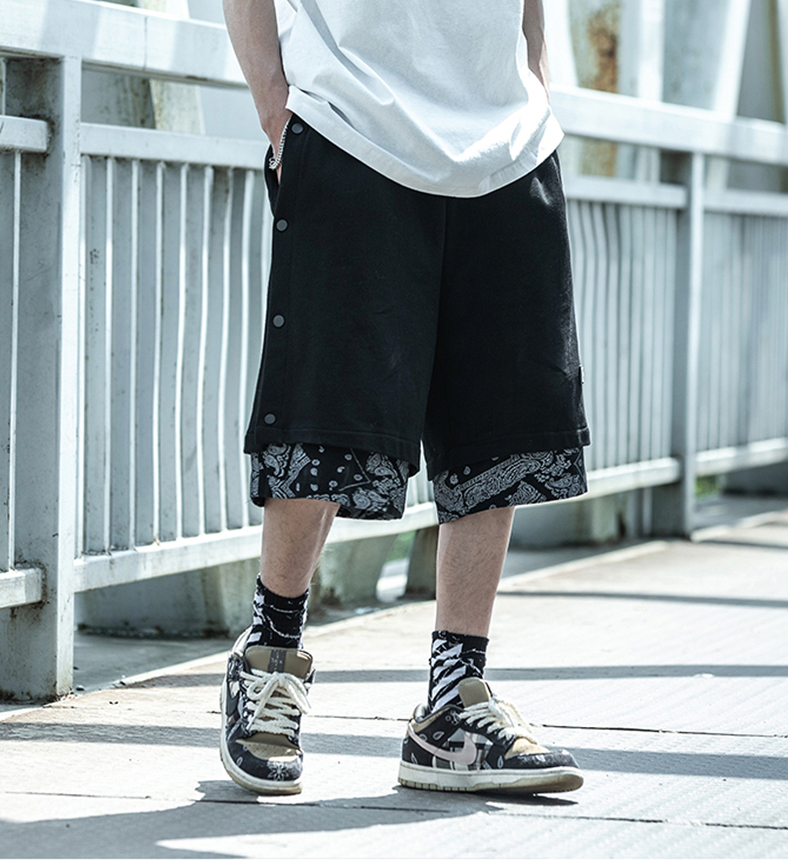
xmin=275 ymin=219 xmax=289 ymax=232
xmin=272 ymin=315 xmax=285 ymax=328
xmin=264 ymin=413 xmax=276 ymax=425
xmin=291 ymin=122 xmax=304 ymax=135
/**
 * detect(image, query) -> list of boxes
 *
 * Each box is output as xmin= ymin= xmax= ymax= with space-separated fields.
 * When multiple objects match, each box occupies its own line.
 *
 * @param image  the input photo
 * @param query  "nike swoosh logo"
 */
xmin=408 ymin=724 xmax=477 ymax=765
xmin=224 ymin=685 xmax=239 ymax=719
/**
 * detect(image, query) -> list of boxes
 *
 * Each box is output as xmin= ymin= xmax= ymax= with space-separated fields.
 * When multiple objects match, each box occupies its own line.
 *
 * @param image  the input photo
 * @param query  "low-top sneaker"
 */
xmin=220 ymin=628 xmax=313 ymax=794
xmin=398 ymin=677 xmax=583 ymax=794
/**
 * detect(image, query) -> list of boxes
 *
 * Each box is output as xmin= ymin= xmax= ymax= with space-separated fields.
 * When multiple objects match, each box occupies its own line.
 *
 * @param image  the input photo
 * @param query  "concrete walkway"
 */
xmin=1 ymin=505 xmax=788 ymax=858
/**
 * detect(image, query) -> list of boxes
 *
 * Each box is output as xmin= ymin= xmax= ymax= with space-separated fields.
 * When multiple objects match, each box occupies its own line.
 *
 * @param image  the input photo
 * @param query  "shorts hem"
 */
xmin=427 ymin=428 xmax=591 ymax=480
xmin=251 ymin=489 xmax=407 ymax=522
xmin=244 ymin=427 xmax=421 ymax=475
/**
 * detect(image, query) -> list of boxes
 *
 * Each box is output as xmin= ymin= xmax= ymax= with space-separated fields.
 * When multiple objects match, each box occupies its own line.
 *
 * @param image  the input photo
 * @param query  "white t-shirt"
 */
xmin=275 ymin=0 xmax=563 ymax=197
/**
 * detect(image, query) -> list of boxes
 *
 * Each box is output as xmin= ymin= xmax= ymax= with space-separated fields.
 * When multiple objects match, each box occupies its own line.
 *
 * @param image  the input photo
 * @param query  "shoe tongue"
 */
xmin=245 ymin=646 xmax=312 ymax=679
xmin=457 ymin=677 xmax=492 ymax=707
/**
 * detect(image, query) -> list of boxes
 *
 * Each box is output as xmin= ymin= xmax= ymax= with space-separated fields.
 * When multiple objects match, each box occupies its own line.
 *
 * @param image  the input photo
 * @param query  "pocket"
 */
xmin=264 ymin=144 xmax=280 ymax=213
xmin=263 ymin=116 xmax=307 ymax=215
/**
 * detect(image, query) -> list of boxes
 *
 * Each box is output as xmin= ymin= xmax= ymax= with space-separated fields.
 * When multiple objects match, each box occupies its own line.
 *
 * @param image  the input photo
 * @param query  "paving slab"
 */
xmin=1 ymin=506 xmax=787 ymax=858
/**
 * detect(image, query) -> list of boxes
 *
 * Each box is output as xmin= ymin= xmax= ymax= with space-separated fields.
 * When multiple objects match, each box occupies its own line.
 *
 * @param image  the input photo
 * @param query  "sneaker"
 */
xmin=219 ymin=628 xmax=313 ymax=794
xmin=398 ymin=677 xmax=583 ymax=794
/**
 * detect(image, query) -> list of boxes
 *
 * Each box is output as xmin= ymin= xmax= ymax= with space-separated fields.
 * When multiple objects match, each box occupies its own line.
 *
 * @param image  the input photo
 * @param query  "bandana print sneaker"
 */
xmin=398 ymin=677 xmax=583 ymax=794
xmin=220 ymin=628 xmax=313 ymax=794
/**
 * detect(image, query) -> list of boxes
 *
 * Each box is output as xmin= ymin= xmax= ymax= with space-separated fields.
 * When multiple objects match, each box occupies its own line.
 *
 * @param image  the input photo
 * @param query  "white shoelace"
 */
xmin=460 ymin=696 xmax=539 ymax=744
xmin=240 ymin=669 xmax=311 ymax=737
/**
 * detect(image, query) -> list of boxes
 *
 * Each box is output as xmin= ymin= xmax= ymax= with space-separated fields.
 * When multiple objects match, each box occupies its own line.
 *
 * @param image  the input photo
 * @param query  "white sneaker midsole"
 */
xmin=398 ymin=760 xmax=583 ymax=792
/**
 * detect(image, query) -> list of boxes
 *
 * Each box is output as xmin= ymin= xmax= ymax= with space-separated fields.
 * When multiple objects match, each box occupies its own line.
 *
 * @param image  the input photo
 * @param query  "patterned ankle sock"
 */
xmin=428 ymin=630 xmax=489 ymax=712
xmin=247 ymin=576 xmax=309 ymax=650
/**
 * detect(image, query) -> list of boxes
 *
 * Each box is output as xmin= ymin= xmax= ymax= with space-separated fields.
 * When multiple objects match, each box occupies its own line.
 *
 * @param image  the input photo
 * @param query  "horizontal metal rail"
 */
xmin=704 ymin=188 xmax=788 ymax=217
xmin=696 ymin=439 xmax=788 ymax=476
xmin=554 ymin=86 xmax=788 ymax=166
xmin=0 ymin=569 xmax=44 ymax=610
xmin=564 ymin=175 xmax=687 ymax=209
xmin=0 ymin=116 xmax=49 ymax=153
xmin=81 ymin=124 xmax=266 ymax=169
xmin=1 ymin=0 xmax=245 ymax=87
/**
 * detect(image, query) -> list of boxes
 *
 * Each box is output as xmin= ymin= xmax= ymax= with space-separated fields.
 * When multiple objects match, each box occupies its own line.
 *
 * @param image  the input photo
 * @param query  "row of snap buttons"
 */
xmin=266 ymin=122 xmax=304 ymax=429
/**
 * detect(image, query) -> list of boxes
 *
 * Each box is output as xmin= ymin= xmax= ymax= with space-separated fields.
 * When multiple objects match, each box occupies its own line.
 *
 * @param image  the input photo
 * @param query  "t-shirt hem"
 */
xmin=286 ymin=89 xmax=565 ymax=198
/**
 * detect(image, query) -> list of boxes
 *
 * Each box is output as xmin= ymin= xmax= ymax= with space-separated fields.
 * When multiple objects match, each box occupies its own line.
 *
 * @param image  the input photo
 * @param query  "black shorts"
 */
xmin=244 ymin=118 xmax=590 ymax=482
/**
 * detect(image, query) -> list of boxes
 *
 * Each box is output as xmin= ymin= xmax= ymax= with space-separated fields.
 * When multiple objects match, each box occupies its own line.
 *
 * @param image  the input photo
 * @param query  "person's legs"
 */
xmin=399 ymin=499 xmax=584 ymax=794
xmin=219 ymin=497 xmax=338 ymax=795
xmin=435 ymin=507 xmax=514 ymax=637
xmin=260 ymin=497 xmax=339 ymax=597
xmin=221 ymin=441 xmax=415 ymax=795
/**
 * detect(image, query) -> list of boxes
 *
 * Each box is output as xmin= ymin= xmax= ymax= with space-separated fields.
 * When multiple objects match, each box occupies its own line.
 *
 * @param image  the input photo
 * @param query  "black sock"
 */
xmin=247 ymin=576 xmax=309 ymax=649
xmin=428 ymin=630 xmax=489 ymax=712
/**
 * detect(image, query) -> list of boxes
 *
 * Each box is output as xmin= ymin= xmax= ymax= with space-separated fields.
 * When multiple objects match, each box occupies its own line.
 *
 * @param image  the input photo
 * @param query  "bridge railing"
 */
xmin=1 ymin=0 xmax=787 ymax=699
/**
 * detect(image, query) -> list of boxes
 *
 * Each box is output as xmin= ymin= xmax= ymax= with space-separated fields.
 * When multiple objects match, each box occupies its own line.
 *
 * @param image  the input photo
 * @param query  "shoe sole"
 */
xmin=219 ymin=683 xmax=302 ymax=795
xmin=397 ymin=761 xmax=583 ymax=794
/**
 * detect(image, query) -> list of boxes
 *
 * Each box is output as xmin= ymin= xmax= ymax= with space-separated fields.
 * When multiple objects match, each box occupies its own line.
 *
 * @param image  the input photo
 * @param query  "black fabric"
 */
xmin=245 ymin=118 xmax=589 ymax=479
xmin=248 ymin=579 xmax=309 ymax=649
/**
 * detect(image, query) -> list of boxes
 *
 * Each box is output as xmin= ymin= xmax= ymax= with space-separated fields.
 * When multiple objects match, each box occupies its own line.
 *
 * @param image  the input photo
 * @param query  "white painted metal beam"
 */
xmin=0 ymin=0 xmax=245 ymax=87
xmin=73 ymin=502 xmax=440 ymax=593
xmin=0 ymin=116 xmax=49 ymax=153
xmin=553 ymin=85 xmax=788 ymax=165
xmin=586 ymin=459 xmax=682 ymax=497
xmin=652 ymin=154 xmax=706 ymax=537
xmin=564 ymin=175 xmax=687 ymax=209
xmin=0 ymin=56 xmax=82 ymax=700
xmin=696 ymin=439 xmax=788 ymax=476
xmin=704 ymin=188 xmax=788 ymax=218
xmin=0 ymin=569 xmax=44 ymax=610
xmin=81 ymin=123 xmax=266 ymax=169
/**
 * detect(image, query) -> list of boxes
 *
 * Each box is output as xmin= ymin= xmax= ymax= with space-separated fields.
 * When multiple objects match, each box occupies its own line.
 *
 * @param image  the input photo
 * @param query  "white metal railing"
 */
xmin=1 ymin=0 xmax=788 ymax=698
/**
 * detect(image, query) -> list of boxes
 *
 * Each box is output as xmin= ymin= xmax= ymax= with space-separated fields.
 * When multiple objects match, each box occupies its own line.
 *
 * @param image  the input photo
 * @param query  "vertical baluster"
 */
xmin=225 ymin=169 xmax=246 ymax=529
xmin=204 ymin=166 xmax=229 ymax=534
xmin=699 ymin=212 xmax=715 ymax=453
xmin=159 ymin=162 xmax=185 ymax=541
xmin=661 ymin=210 xmax=678 ymax=460
xmin=590 ymin=202 xmax=608 ymax=467
xmin=225 ymin=170 xmax=253 ymax=529
xmin=135 ymin=161 xmax=163 ymax=546
xmin=640 ymin=206 xmax=657 ymax=466
xmin=778 ymin=220 xmax=788 ymax=438
xmin=651 ymin=208 xmax=668 ymax=461
xmin=196 ymin=165 xmax=212 ymax=534
xmin=754 ymin=217 xmax=770 ymax=441
xmin=764 ymin=219 xmax=780 ymax=440
xmin=84 ymin=155 xmax=113 ymax=552
xmin=652 ymin=154 xmax=704 ymax=536
xmin=110 ymin=157 xmax=137 ymax=550
xmin=1 ymin=57 xmax=82 ymax=698
xmin=180 ymin=163 xmax=207 ymax=538
xmin=603 ymin=203 xmax=619 ymax=469
xmin=617 ymin=204 xmax=633 ymax=466
xmin=0 ymin=150 xmax=20 ymax=572
xmin=629 ymin=206 xmax=645 ymax=466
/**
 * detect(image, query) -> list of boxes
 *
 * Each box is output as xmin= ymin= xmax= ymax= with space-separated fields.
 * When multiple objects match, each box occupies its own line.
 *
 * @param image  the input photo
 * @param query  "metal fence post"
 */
xmin=652 ymin=152 xmax=705 ymax=537
xmin=0 ymin=57 xmax=81 ymax=700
